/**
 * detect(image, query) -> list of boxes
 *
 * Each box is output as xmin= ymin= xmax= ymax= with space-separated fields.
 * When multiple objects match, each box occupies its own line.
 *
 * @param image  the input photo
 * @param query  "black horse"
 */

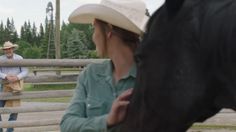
xmin=121 ymin=0 xmax=236 ymax=131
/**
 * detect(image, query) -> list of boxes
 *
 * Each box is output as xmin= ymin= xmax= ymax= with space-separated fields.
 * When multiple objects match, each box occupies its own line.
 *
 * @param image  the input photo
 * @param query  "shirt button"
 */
xmin=87 ymin=104 xmax=91 ymax=107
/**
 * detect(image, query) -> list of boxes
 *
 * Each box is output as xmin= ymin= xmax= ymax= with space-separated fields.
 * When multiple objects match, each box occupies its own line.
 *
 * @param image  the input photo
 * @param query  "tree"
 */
xmin=15 ymin=40 xmax=31 ymax=56
xmin=32 ymin=23 xmax=38 ymax=46
xmin=60 ymin=22 xmax=95 ymax=58
xmin=0 ymin=17 xmax=97 ymax=59
xmin=66 ymin=29 xmax=88 ymax=58
xmin=0 ymin=21 xmax=5 ymax=44
xmin=22 ymin=46 xmax=42 ymax=58
xmin=60 ymin=21 xmax=70 ymax=58
xmin=39 ymin=23 xmax=45 ymax=42
xmin=15 ymin=40 xmax=42 ymax=58
xmin=4 ymin=18 xmax=18 ymax=42
xmin=10 ymin=18 xmax=18 ymax=42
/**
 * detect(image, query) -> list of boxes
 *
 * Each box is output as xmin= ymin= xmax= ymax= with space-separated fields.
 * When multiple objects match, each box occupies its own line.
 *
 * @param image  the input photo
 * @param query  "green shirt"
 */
xmin=60 ymin=60 xmax=136 ymax=132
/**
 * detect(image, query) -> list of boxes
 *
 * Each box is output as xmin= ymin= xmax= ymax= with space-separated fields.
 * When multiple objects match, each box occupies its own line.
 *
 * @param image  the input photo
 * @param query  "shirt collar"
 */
xmin=129 ymin=63 xmax=137 ymax=78
xmin=97 ymin=60 xmax=137 ymax=78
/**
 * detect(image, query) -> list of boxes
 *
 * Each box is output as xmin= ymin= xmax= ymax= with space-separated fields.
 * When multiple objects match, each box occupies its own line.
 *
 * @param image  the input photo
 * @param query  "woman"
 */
xmin=60 ymin=0 xmax=148 ymax=131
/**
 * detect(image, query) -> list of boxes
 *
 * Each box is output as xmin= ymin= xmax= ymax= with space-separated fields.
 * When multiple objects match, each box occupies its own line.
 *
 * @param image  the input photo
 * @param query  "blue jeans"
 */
xmin=0 ymin=100 xmax=18 ymax=132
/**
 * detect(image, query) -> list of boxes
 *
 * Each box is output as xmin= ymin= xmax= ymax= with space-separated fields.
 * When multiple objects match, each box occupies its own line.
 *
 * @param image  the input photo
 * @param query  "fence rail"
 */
xmin=0 ymin=59 xmax=106 ymax=67
xmin=24 ymin=74 xmax=78 ymax=84
xmin=0 ymin=90 xmax=73 ymax=100
xmin=0 ymin=104 xmax=68 ymax=114
xmin=0 ymin=119 xmax=61 ymax=128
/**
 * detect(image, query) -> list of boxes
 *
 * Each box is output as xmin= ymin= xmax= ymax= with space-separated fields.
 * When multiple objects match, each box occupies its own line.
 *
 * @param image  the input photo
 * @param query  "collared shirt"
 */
xmin=0 ymin=53 xmax=28 ymax=81
xmin=60 ymin=60 xmax=136 ymax=132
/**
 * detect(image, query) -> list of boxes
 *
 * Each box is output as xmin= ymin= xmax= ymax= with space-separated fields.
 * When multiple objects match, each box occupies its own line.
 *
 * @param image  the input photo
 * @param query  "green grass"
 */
xmin=24 ymin=84 xmax=76 ymax=91
xmin=23 ymin=97 xmax=72 ymax=103
xmin=23 ymin=84 xmax=75 ymax=103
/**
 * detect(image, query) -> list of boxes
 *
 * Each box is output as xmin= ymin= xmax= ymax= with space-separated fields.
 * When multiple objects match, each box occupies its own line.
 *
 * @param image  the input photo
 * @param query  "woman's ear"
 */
xmin=107 ymin=31 xmax=112 ymax=38
xmin=106 ymin=24 xmax=113 ymax=38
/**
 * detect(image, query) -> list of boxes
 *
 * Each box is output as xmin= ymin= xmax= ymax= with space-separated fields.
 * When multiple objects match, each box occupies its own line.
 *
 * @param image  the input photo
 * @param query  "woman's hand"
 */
xmin=106 ymin=88 xmax=133 ymax=127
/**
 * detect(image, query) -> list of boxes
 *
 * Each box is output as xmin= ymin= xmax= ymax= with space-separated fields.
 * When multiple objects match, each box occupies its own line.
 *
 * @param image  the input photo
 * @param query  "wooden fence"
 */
xmin=0 ymin=59 xmax=235 ymax=131
xmin=0 ymin=90 xmax=72 ymax=130
xmin=0 ymin=59 xmax=105 ymax=131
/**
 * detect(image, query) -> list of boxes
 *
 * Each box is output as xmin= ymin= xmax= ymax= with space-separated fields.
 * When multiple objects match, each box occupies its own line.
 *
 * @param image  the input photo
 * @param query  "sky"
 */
xmin=0 ymin=0 xmax=164 ymax=33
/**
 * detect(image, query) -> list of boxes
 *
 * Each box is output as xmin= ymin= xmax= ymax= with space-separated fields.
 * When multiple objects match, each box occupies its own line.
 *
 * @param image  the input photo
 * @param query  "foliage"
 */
xmin=0 ymin=18 xmax=18 ymax=45
xmin=22 ymin=46 xmax=42 ymax=59
xmin=0 ymin=17 xmax=97 ymax=59
xmin=87 ymin=50 xmax=99 ymax=58
xmin=24 ymin=84 xmax=75 ymax=91
xmin=15 ymin=40 xmax=42 ymax=58
xmin=61 ymin=22 xmax=96 ymax=58
xmin=66 ymin=29 xmax=88 ymax=58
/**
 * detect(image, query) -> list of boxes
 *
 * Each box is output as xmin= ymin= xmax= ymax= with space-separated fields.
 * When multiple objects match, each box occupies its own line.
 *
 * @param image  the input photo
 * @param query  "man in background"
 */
xmin=0 ymin=41 xmax=28 ymax=132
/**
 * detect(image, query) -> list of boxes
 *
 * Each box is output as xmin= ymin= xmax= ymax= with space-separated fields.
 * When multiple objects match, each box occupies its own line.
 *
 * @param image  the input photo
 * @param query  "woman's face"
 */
xmin=92 ymin=20 xmax=107 ymax=57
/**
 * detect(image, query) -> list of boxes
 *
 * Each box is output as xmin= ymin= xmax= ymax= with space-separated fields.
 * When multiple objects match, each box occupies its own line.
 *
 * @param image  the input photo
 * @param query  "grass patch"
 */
xmin=23 ymin=97 xmax=72 ymax=103
xmin=23 ymin=84 xmax=75 ymax=103
xmin=24 ymin=84 xmax=76 ymax=91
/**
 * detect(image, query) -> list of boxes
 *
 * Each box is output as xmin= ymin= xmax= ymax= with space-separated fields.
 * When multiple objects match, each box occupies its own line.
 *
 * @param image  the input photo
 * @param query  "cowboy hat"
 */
xmin=69 ymin=0 xmax=149 ymax=35
xmin=0 ymin=41 xmax=18 ymax=50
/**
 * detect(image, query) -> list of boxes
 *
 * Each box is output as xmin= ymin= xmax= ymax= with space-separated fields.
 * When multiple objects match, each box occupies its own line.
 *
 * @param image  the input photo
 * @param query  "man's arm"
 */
xmin=17 ymin=67 xmax=28 ymax=80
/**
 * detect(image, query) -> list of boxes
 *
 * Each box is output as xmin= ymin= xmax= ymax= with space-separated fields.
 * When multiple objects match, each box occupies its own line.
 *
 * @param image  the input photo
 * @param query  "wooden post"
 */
xmin=55 ymin=0 xmax=61 ymax=75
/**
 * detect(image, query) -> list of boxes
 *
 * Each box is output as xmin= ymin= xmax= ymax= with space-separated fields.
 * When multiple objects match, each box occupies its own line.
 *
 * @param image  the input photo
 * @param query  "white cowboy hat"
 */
xmin=69 ymin=0 xmax=149 ymax=35
xmin=0 ymin=41 xmax=18 ymax=50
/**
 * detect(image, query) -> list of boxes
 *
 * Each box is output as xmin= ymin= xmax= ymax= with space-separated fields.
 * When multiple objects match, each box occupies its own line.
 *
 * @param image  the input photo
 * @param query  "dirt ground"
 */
xmin=1 ymin=102 xmax=236 ymax=132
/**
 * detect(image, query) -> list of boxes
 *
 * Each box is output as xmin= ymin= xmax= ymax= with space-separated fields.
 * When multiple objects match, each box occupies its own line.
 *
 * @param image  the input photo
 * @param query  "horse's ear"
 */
xmin=165 ymin=0 xmax=185 ymax=16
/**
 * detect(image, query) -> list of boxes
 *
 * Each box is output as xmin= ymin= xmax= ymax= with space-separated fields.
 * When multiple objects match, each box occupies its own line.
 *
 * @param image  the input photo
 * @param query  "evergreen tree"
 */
xmin=4 ymin=18 xmax=18 ymax=42
xmin=60 ymin=21 xmax=70 ymax=58
xmin=22 ymin=46 xmax=42 ymax=58
xmin=66 ymin=29 xmax=88 ymax=58
xmin=26 ymin=21 xmax=33 ymax=44
xmin=20 ymin=25 xmax=26 ymax=40
xmin=15 ymin=40 xmax=42 ymax=58
xmin=39 ymin=16 xmax=52 ymax=58
xmin=0 ymin=17 xmax=96 ymax=59
xmin=0 ymin=21 xmax=4 ymax=44
xmin=4 ymin=18 xmax=11 ymax=41
xmin=15 ymin=40 xmax=31 ymax=56
xmin=32 ymin=22 xmax=38 ymax=46
xmin=20 ymin=21 xmax=28 ymax=41
xmin=60 ymin=22 xmax=95 ymax=58
xmin=37 ymin=23 xmax=45 ymax=54
xmin=10 ymin=18 xmax=18 ymax=42
xmin=39 ymin=23 xmax=45 ymax=41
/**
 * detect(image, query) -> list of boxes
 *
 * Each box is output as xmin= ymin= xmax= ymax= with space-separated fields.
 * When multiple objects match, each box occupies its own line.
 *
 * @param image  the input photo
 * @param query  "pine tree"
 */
xmin=4 ymin=18 xmax=18 ymax=42
xmin=32 ymin=22 xmax=38 ymax=46
xmin=66 ymin=29 xmax=88 ymax=58
xmin=0 ymin=21 xmax=4 ymax=44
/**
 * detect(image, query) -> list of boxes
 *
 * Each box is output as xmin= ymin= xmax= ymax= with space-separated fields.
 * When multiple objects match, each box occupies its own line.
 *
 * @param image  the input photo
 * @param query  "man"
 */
xmin=0 ymin=41 xmax=28 ymax=132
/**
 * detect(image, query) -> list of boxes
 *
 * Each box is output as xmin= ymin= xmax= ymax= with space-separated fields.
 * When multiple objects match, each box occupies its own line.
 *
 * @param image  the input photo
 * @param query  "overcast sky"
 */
xmin=0 ymin=0 xmax=164 ymax=33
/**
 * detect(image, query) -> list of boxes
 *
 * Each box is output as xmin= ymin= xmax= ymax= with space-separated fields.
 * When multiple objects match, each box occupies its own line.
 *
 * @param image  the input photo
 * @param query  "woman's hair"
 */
xmin=95 ymin=19 xmax=140 ymax=52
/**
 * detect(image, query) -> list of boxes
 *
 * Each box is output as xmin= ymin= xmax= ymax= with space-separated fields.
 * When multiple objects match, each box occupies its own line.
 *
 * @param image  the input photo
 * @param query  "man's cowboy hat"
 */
xmin=69 ymin=0 xmax=149 ymax=35
xmin=0 ymin=41 xmax=18 ymax=50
